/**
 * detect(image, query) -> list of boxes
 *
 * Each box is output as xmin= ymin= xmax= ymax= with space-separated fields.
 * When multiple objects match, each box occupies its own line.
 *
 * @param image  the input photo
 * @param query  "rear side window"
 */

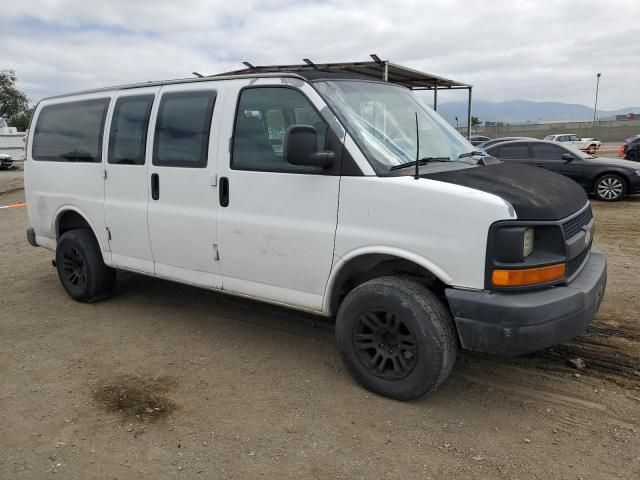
xmin=108 ymin=95 xmax=155 ymax=165
xmin=492 ymin=143 xmax=529 ymax=159
xmin=153 ymin=90 xmax=216 ymax=168
xmin=32 ymin=98 xmax=110 ymax=162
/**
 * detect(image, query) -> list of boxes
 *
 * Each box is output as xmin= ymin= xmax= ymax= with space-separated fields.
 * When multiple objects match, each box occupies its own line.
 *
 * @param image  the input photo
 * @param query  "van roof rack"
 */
xmin=215 ymin=55 xmax=471 ymax=91
xmin=214 ymin=55 xmax=474 ymax=138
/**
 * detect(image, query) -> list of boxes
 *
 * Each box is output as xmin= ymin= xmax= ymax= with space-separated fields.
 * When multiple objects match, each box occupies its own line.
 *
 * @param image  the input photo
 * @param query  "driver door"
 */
xmin=216 ymin=81 xmax=342 ymax=311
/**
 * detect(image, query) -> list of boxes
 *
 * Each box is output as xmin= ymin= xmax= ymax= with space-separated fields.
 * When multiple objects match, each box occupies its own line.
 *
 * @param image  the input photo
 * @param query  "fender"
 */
xmin=52 ymin=205 xmax=112 ymax=263
xmin=322 ymin=245 xmax=454 ymax=314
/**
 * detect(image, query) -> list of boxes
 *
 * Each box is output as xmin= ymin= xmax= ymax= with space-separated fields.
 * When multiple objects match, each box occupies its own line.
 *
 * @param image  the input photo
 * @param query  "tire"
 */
xmin=593 ymin=173 xmax=627 ymax=202
xmin=335 ymin=276 xmax=457 ymax=401
xmin=587 ymin=145 xmax=596 ymax=154
xmin=55 ymin=229 xmax=116 ymax=302
xmin=627 ymin=151 xmax=638 ymax=162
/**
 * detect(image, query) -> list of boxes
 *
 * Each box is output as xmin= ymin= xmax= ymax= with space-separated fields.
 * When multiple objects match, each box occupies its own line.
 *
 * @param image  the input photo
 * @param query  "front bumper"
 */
xmin=445 ymin=246 xmax=607 ymax=355
xmin=628 ymin=174 xmax=640 ymax=194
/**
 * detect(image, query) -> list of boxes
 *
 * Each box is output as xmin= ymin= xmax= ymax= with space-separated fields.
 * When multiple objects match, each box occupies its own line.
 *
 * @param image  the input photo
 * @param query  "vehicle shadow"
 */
xmin=111 ymin=271 xmax=639 ymax=402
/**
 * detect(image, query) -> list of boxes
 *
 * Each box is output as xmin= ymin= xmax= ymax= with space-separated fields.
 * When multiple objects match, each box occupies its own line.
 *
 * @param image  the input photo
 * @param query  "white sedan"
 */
xmin=544 ymin=134 xmax=603 ymax=154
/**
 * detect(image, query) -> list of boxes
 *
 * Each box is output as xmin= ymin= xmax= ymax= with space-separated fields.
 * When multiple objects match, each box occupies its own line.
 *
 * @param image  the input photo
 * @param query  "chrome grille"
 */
xmin=561 ymin=206 xmax=593 ymax=240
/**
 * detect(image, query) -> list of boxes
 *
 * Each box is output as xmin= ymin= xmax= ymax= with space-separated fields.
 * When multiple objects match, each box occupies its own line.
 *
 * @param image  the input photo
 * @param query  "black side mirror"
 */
xmin=283 ymin=125 xmax=334 ymax=168
xmin=562 ymin=153 xmax=574 ymax=161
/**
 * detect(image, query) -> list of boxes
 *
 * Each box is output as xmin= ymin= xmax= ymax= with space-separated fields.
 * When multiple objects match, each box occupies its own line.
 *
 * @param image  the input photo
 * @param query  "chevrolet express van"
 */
xmin=24 ymin=70 xmax=607 ymax=400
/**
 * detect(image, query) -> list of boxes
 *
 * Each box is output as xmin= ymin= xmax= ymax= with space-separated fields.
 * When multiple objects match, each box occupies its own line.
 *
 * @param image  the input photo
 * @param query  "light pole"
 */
xmin=455 ymin=116 xmax=459 ymax=132
xmin=592 ymin=73 xmax=601 ymax=127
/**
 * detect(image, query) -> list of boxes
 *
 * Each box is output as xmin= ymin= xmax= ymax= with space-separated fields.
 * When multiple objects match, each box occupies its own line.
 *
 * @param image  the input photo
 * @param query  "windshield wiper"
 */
xmin=390 ymin=157 xmax=451 ymax=171
xmin=457 ymin=151 xmax=486 ymax=159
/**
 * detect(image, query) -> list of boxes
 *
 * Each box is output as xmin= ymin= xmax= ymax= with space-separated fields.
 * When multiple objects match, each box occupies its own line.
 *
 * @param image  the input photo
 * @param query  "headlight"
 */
xmin=488 ymin=223 xmax=567 ymax=289
xmin=493 ymin=226 xmax=535 ymax=263
xmin=523 ymin=228 xmax=534 ymax=258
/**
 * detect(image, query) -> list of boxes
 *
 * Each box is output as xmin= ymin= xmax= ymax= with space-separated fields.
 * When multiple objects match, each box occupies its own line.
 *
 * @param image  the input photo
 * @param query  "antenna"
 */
xmin=242 ymin=61 xmax=256 ymax=70
xmin=303 ymin=58 xmax=317 ymax=68
xmin=414 ymin=112 xmax=420 ymax=180
xmin=192 ymin=72 xmax=204 ymax=78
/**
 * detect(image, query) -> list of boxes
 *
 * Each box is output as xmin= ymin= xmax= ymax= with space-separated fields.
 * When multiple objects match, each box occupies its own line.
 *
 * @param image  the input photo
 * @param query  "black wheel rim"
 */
xmin=353 ymin=310 xmax=418 ymax=380
xmin=62 ymin=247 xmax=87 ymax=288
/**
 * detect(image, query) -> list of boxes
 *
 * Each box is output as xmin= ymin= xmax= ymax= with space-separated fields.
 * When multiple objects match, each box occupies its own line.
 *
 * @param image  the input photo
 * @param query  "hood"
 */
xmin=586 ymin=156 xmax=640 ymax=169
xmin=423 ymin=162 xmax=587 ymax=221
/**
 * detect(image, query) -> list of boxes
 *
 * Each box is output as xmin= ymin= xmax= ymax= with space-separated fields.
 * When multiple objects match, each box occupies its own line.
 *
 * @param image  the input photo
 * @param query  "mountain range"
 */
xmin=436 ymin=100 xmax=640 ymax=124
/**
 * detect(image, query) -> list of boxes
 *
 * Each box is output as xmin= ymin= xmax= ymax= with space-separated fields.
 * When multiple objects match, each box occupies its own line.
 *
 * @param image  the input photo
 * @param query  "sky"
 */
xmin=1 ymin=0 xmax=639 ymax=110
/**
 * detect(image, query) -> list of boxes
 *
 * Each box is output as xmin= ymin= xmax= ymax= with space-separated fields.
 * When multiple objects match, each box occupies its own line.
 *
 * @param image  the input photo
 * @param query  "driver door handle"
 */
xmin=151 ymin=173 xmax=160 ymax=200
xmin=219 ymin=177 xmax=229 ymax=207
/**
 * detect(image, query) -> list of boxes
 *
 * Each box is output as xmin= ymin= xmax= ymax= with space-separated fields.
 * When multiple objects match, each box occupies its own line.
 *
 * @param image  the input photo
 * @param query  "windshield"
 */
xmin=314 ymin=80 xmax=475 ymax=172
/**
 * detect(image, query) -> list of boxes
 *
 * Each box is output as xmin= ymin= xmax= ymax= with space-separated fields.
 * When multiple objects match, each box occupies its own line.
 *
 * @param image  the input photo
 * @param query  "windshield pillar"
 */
xmin=467 ymin=87 xmax=472 ymax=139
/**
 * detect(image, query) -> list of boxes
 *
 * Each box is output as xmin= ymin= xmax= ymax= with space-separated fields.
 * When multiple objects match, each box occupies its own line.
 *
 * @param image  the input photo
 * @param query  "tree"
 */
xmin=0 ymin=70 xmax=30 ymax=130
xmin=471 ymin=116 xmax=481 ymax=128
xmin=10 ymin=108 xmax=34 ymax=132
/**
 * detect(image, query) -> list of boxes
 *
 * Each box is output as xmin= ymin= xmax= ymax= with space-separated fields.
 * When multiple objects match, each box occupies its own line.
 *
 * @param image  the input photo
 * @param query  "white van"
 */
xmin=24 ymin=69 xmax=607 ymax=400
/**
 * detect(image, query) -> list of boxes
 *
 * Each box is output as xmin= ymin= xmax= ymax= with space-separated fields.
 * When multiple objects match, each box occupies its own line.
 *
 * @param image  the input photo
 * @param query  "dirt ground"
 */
xmin=1 ymin=168 xmax=639 ymax=479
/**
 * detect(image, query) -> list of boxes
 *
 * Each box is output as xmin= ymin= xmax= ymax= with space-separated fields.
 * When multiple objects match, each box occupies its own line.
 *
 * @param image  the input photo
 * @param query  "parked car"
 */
xmin=485 ymin=140 xmax=640 ymax=201
xmin=24 ymin=69 xmax=607 ymax=400
xmin=476 ymin=137 xmax=536 ymax=150
xmin=544 ymin=134 xmax=603 ymax=154
xmin=469 ymin=135 xmax=490 ymax=146
xmin=621 ymin=134 xmax=640 ymax=161
xmin=0 ymin=154 xmax=14 ymax=170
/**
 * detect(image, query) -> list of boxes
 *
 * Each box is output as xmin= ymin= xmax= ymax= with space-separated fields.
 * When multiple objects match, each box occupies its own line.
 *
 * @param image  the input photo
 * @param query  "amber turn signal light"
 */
xmin=492 ymin=263 xmax=566 ymax=287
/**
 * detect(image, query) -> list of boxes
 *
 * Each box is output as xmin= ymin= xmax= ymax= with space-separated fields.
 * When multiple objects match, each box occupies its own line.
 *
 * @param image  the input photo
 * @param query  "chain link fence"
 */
xmin=460 ymin=119 xmax=640 ymax=142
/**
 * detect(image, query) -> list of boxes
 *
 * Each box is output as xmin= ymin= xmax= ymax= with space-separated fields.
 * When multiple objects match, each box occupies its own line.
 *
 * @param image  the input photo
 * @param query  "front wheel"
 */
xmin=594 ymin=174 xmax=626 ymax=201
xmin=56 ymin=229 xmax=116 ymax=302
xmin=335 ymin=276 xmax=458 ymax=401
xmin=587 ymin=145 xmax=597 ymax=154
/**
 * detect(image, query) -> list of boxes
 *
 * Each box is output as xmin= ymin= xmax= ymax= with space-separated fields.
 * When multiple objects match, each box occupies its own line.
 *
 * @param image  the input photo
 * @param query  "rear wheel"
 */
xmin=594 ymin=174 xmax=626 ymax=201
xmin=56 ymin=229 xmax=115 ymax=302
xmin=335 ymin=276 xmax=457 ymax=401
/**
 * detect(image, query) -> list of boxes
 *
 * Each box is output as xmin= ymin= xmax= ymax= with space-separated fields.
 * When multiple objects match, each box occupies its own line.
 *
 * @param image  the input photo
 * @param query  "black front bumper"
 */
xmin=628 ymin=174 xmax=640 ymax=194
xmin=445 ymin=246 xmax=607 ymax=355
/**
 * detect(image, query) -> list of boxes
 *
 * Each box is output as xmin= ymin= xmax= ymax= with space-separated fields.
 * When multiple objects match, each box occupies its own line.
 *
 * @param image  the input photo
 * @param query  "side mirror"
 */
xmin=562 ymin=153 xmax=574 ymax=161
xmin=284 ymin=125 xmax=334 ymax=168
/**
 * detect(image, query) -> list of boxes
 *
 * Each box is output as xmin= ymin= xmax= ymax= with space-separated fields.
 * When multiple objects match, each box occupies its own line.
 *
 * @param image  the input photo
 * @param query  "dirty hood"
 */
xmin=423 ymin=162 xmax=588 ymax=220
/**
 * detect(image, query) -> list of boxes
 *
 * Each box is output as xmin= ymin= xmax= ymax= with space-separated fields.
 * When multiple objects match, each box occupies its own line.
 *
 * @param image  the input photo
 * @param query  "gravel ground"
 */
xmin=1 ymin=170 xmax=639 ymax=479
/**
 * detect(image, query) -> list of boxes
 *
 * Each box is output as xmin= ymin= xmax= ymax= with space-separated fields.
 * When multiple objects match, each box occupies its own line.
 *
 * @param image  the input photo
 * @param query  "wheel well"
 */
xmin=592 ymin=172 xmax=628 ymax=193
xmin=329 ymin=254 xmax=447 ymax=317
xmin=56 ymin=210 xmax=92 ymax=240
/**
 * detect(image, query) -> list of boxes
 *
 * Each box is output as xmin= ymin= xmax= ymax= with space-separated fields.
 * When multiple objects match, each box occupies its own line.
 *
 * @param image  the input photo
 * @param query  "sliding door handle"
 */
xmin=151 ymin=173 xmax=160 ymax=200
xmin=219 ymin=176 xmax=229 ymax=207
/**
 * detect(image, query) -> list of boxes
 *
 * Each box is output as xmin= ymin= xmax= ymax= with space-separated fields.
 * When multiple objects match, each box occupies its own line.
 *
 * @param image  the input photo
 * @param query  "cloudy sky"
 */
xmin=2 ymin=0 xmax=639 ymax=109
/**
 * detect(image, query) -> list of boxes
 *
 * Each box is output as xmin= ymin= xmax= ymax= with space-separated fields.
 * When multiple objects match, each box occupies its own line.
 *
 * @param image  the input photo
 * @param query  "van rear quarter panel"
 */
xmin=25 ymin=92 xmax=113 ymax=253
xmin=334 ymin=176 xmax=516 ymax=290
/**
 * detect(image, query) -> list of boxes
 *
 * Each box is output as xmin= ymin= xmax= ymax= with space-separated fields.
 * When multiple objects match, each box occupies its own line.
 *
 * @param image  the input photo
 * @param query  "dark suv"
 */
xmin=623 ymin=135 xmax=640 ymax=161
xmin=485 ymin=140 xmax=640 ymax=201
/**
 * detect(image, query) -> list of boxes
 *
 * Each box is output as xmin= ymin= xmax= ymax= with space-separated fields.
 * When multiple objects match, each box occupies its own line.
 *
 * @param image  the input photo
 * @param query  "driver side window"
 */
xmin=231 ymin=87 xmax=328 ymax=173
xmin=532 ymin=143 xmax=567 ymax=161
